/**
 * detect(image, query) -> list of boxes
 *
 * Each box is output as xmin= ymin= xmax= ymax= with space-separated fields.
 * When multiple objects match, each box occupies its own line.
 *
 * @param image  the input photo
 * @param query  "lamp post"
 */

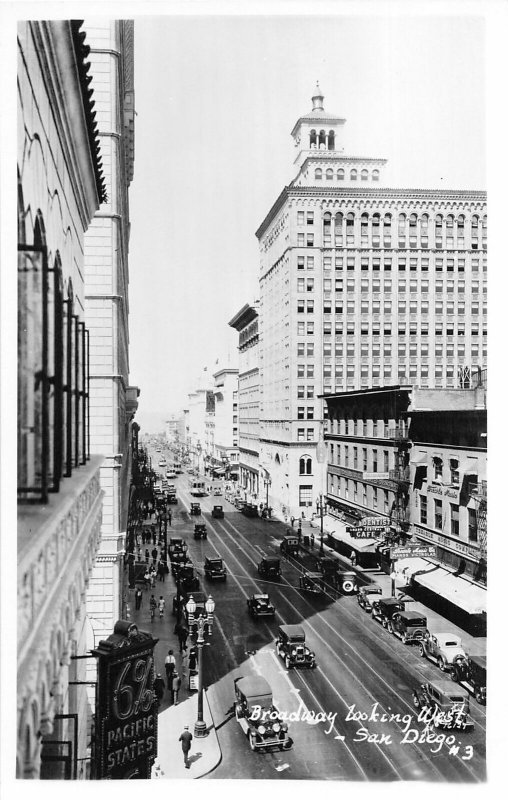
xmin=316 ymin=493 xmax=327 ymax=556
xmin=196 ymin=442 xmax=202 ymax=476
xmin=316 ymin=426 xmax=327 ymax=555
xmin=264 ymin=474 xmax=271 ymax=511
xmin=185 ymin=594 xmax=215 ymax=737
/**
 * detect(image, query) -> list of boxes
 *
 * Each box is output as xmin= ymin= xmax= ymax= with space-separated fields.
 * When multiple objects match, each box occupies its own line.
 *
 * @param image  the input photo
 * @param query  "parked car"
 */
xmin=167 ymin=492 xmax=178 ymax=504
xmin=280 ymin=535 xmax=299 ymax=557
xmin=257 ymin=557 xmax=281 ymax=581
xmin=336 ymin=571 xmax=359 ymax=594
xmin=371 ymin=597 xmax=405 ymax=628
xmin=190 ymin=502 xmax=201 ymax=516
xmin=419 ymin=631 xmax=468 ymax=671
xmin=234 ymin=676 xmax=292 ymax=752
xmin=412 ymin=679 xmax=474 ymax=731
xmin=166 ymin=471 xmax=176 ymax=479
xmin=390 ymin=611 xmax=428 ymax=644
xmin=247 ymin=593 xmax=275 ymax=618
xmin=450 ymin=654 xmax=486 ymax=704
xmin=299 ymin=571 xmax=326 ymax=595
xmin=171 ymin=556 xmax=192 ymax=577
xmin=276 ymin=625 xmax=316 ymax=670
xmin=168 ymin=537 xmax=185 ymax=556
xmin=211 ymin=505 xmax=224 ymax=519
xmin=213 ymin=487 xmax=222 ymax=496
xmin=177 ymin=564 xmax=200 ymax=592
xmin=204 ymin=556 xmax=227 ymax=581
xmin=194 ymin=523 xmax=207 ymax=540
xmin=357 ymin=584 xmax=383 ymax=611
xmin=242 ymin=503 xmax=258 ymax=517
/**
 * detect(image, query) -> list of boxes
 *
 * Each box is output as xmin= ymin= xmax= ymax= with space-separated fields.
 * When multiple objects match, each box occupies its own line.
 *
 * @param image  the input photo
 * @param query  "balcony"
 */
xmin=389 ymin=467 xmax=410 ymax=482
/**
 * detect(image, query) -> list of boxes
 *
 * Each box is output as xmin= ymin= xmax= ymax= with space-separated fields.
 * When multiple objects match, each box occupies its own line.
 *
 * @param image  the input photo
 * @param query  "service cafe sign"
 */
xmin=92 ymin=621 xmax=158 ymax=779
xmin=348 ymin=516 xmax=390 ymax=539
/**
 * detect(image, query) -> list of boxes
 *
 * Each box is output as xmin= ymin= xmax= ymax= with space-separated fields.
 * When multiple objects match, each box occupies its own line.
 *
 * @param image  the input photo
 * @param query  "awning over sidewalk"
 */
xmin=393 ymin=557 xmax=436 ymax=582
xmin=413 ymin=567 xmax=487 ymax=615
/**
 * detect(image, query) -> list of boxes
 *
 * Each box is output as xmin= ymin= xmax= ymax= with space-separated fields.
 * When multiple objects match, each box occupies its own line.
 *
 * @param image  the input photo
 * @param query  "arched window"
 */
xmin=361 ymin=213 xmax=369 ymax=237
xmin=299 ymin=456 xmax=312 ymax=475
xmin=420 ymin=213 xmax=429 ymax=231
xmin=318 ymin=129 xmax=326 ymax=148
xmin=446 ymin=214 xmax=454 ymax=236
xmin=409 ymin=213 xmax=417 ymax=229
xmin=383 ymin=213 xmax=392 ymax=230
xmin=335 ymin=213 xmax=343 ymax=237
xmin=361 ymin=169 xmax=368 ymax=181
xmin=310 ymin=129 xmax=317 ymax=148
xmin=372 ymin=169 xmax=380 ymax=182
xmin=337 ymin=168 xmax=345 ymax=181
xmin=372 ymin=213 xmax=380 ymax=229
xmin=435 ymin=214 xmax=443 ymax=235
xmin=346 ymin=212 xmax=355 ymax=233
xmin=350 ymin=169 xmax=357 ymax=181
xmin=482 ymin=214 xmax=487 ymax=233
xmin=457 ymin=214 xmax=465 ymax=232
xmin=328 ymin=130 xmax=335 ymax=150
xmin=314 ymin=168 xmax=322 ymax=181
xmin=326 ymin=168 xmax=333 ymax=181
xmin=398 ymin=213 xmax=406 ymax=233
xmin=323 ymin=212 xmax=332 ymax=240
xmin=471 ymin=215 xmax=479 ymax=232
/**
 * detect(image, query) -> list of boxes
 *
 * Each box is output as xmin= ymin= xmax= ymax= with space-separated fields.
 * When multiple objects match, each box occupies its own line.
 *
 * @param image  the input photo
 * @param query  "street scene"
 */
xmin=9 ymin=5 xmax=496 ymax=789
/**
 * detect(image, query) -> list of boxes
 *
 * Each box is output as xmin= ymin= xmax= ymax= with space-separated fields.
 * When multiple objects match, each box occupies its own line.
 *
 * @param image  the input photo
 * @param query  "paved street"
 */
xmin=131 ymin=460 xmax=486 ymax=781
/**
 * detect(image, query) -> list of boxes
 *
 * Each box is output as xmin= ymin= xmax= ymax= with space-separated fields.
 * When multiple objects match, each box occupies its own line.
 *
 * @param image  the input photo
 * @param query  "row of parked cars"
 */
xmin=357 ymin=586 xmax=486 ymax=706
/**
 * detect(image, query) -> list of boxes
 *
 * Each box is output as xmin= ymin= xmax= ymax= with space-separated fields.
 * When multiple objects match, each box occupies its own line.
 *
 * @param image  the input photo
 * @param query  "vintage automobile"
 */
xmin=419 ymin=632 xmax=468 ymax=671
xmin=234 ymin=676 xmax=292 ymax=752
xmin=275 ymin=624 xmax=316 ymax=669
xmin=357 ymin=584 xmax=383 ymax=611
xmin=171 ymin=555 xmax=192 ymax=577
xmin=166 ymin=491 xmax=178 ymax=504
xmin=280 ymin=535 xmax=299 ymax=557
xmin=190 ymin=502 xmax=201 ymax=515
xmin=247 ymin=593 xmax=275 ymax=618
xmin=194 ymin=523 xmax=207 ymax=540
xmin=313 ymin=557 xmax=338 ymax=579
xmin=204 ymin=556 xmax=227 ymax=581
xmin=412 ymin=679 xmax=474 ymax=731
xmin=213 ymin=487 xmax=222 ymax=496
xmin=211 ymin=505 xmax=224 ymax=519
xmin=371 ymin=597 xmax=405 ymax=628
xmin=242 ymin=502 xmax=259 ymax=517
xmin=450 ymin=654 xmax=486 ymax=704
xmin=168 ymin=537 xmax=186 ymax=556
xmin=299 ymin=571 xmax=326 ymax=595
xmin=177 ymin=564 xmax=200 ymax=592
xmin=234 ymin=498 xmax=247 ymax=511
xmin=257 ymin=557 xmax=281 ymax=582
xmin=390 ymin=611 xmax=428 ymax=643
xmin=335 ymin=571 xmax=359 ymax=595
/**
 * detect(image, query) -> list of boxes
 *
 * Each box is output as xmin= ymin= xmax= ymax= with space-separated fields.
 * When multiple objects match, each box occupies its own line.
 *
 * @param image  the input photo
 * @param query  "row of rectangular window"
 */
xmin=297 ymin=255 xmax=485 ymax=271
xmin=296 ymin=321 xmax=487 ymax=336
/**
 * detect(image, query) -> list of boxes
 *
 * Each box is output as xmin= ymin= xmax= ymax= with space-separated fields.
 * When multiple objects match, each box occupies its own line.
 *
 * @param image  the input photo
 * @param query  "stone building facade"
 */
xmin=17 ymin=20 xmax=106 ymax=778
xmin=84 ymin=20 xmax=139 ymax=638
xmin=255 ymin=84 xmax=486 ymax=519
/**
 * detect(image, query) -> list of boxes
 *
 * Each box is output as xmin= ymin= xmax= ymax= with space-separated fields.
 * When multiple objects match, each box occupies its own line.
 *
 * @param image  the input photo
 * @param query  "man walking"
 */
xmin=134 ymin=587 xmax=143 ymax=610
xmin=153 ymin=673 xmax=165 ymax=704
xmin=172 ymin=672 xmax=182 ymax=705
xmin=165 ymin=649 xmax=176 ymax=684
xmin=179 ymin=725 xmax=192 ymax=768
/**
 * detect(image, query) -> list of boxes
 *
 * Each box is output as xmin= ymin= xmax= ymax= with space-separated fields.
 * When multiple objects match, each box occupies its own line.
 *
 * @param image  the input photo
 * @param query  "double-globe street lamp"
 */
xmin=185 ymin=594 xmax=215 ymax=737
xmin=263 ymin=473 xmax=271 ymax=514
xmin=315 ymin=493 xmax=328 ymax=556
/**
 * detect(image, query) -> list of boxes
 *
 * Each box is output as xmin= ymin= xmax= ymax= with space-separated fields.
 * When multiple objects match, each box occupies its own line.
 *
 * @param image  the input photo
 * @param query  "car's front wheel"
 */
xmin=285 ymin=656 xmax=292 ymax=670
xmin=419 ymin=644 xmax=426 ymax=657
xmin=412 ymin=694 xmax=420 ymax=709
xmin=438 ymin=657 xmax=447 ymax=672
xmin=249 ymin=731 xmax=258 ymax=751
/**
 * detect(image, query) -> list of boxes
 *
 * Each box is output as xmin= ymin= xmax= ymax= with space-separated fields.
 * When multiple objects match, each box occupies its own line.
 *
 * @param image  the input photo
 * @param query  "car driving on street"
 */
xmin=247 ymin=593 xmax=276 ymax=618
xmin=204 ymin=556 xmax=227 ymax=581
xmin=234 ymin=675 xmax=292 ymax=752
xmin=257 ymin=557 xmax=281 ymax=581
xmin=276 ymin=624 xmax=316 ymax=670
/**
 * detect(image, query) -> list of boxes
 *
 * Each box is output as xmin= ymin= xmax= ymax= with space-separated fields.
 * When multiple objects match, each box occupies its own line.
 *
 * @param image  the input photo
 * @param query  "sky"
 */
xmin=127 ymin=10 xmax=485 ymax=432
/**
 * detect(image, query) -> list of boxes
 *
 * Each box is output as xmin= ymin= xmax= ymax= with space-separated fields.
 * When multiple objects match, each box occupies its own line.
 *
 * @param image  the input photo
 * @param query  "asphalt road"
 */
xmin=142 ymin=452 xmax=486 ymax=782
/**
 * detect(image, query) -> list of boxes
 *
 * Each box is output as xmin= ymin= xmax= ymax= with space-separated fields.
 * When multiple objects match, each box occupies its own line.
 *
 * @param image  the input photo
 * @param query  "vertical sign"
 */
xmin=92 ymin=621 xmax=159 ymax=779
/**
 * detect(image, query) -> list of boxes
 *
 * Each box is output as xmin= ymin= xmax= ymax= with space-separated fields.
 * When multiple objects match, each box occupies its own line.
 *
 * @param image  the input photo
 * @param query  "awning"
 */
xmin=413 ymin=566 xmax=487 ymax=615
xmin=393 ymin=557 xmax=436 ymax=582
xmin=413 ymin=465 xmax=427 ymax=490
xmin=460 ymin=471 xmax=478 ymax=506
xmin=213 ymin=468 xmax=226 ymax=476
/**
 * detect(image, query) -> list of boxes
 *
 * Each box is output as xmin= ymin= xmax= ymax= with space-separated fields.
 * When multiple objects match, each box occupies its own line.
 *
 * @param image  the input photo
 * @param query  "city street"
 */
xmin=132 ymin=457 xmax=486 ymax=782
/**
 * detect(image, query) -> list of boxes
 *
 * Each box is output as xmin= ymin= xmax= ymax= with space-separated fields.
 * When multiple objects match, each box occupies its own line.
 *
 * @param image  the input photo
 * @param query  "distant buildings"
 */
xmin=255 ymin=83 xmax=486 ymax=519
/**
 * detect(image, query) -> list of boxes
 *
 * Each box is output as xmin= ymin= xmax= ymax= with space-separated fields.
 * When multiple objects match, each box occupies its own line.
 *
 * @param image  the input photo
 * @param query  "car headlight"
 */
xmin=272 ymin=723 xmax=280 ymax=733
xmin=291 ymin=649 xmax=296 ymax=656
xmin=258 ymin=725 xmax=266 ymax=734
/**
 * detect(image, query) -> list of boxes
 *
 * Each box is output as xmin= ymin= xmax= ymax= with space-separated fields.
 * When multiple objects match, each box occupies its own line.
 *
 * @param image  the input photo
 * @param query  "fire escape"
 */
xmin=388 ymin=423 xmax=411 ymax=533
xmin=470 ymin=479 xmax=487 ymax=584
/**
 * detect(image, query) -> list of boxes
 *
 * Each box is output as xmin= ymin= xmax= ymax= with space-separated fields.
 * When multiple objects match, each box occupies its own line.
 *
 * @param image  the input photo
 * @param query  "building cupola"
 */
xmin=311 ymin=81 xmax=324 ymax=112
xmin=291 ymin=84 xmax=346 ymax=168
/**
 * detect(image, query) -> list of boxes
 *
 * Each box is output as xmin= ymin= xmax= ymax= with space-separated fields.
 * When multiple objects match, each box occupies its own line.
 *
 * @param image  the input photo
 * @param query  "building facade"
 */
xmin=407 ymin=386 xmax=487 ymax=582
xmin=229 ymin=303 xmax=261 ymax=499
xmin=84 ymin=20 xmax=138 ymax=637
xmin=211 ymin=367 xmax=239 ymax=480
xmin=17 ymin=20 xmax=107 ymax=778
xmin=255 ymin=84 xmax=486 ymax=518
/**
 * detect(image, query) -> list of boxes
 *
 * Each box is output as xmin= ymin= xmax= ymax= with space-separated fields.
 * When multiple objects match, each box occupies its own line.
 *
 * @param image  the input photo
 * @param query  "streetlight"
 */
xmin=185 ymin=594 xmax=215 ymax=737
xmin=315 ymin=426 xmax=327 ymax=555
xmin=316 ymin=493 xmax=328 ymax=556
xmin=196 ymin=442 xmax=202 ymax=475
xmin=263 ymin=473 xmax=271 ymax=512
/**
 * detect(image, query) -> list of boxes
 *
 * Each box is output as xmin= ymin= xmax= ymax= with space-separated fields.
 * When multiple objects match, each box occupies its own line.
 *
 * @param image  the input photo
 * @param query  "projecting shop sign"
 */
xmin=92 ymin=621 xmax=159 ymax=779
xmin=391 ymin=545 xmax=437 ymax=559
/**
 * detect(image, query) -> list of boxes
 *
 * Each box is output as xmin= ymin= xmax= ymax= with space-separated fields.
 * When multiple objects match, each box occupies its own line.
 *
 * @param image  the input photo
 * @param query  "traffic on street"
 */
xmin=128 ymin=443 xmax=486 ymax=782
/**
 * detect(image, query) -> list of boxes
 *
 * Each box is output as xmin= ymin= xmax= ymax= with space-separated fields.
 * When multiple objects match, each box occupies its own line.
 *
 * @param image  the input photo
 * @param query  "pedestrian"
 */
xmin=157 ymin=560 xmax=165 ymax=581
xmin=174 ymin=622 xmax=188 ymax=653
xmin=144 ymin=548 xmax=150 ymax=563
xmin=179 ymin=725 xmax=192 ymax=768
xmin=158 ymin=596 xmax=165 ymax=618
xmin=188 ymin=647 xmax=198 ymax=672
xmin=152 ymin=546 xmax=158 ymax=562
xmin=135 ymin=587 xmax=143 ymax=610
xmin=310 ymin=533 xmax=315 ymax=549
xmin=172 ymin=672 xmax=182 ymax=705
xmin=165 ymin=649 xmax=176 ymax=683
xmin=141 ymin=528 xmax=146 ymax=545
xmin=150 ymin=567 xmax=157 ymax=588
xmin=149 ymin=594 xmax=157 ymax=621
xmin=144 ymin=569 xmax=151 ymax=590
xmin=153 ymin=673 xmax=165 ymax=703
xmin=290 ymin=516 xmax=295 ymax=528
xmin=167 ymin=510 xmax=172 ymax=527
xmin=350 ymin=550 xmax=356 ymax=567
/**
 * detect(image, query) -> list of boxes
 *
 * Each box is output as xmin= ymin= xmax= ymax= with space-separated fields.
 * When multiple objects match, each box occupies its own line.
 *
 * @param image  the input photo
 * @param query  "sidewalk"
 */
xmin=152 ymin=690 xmax=221 ymax=779
xmin=298 ymin=516 xmax=486 ymax=657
